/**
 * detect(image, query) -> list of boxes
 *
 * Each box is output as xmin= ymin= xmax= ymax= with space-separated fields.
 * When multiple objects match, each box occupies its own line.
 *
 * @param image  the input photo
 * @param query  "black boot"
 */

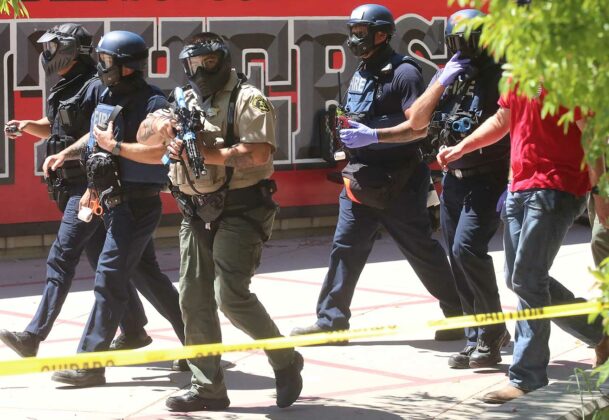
xmin=109 ymin=330 xmax=152 ymax=350
xmin=172 ymin=359 xmax=189 ymax=372
xmin=274 ymin=351 xmax=304 ymax=408
xmin=448 ymin=344 xmax=477 ymax=369
xmin=469 ymin=330 xmax=511 ymax=368
xmin=0 ymin=330 xmax=40 ymax=357
xmin=51 ymin=369 xmax=106 ymax=387
xmin=166 ymin=391 xmax=230 ymax=412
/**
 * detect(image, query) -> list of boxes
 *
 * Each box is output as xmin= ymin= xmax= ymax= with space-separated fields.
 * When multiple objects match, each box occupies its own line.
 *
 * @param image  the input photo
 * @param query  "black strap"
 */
xmin=222 ymin=72 xmax=247 ymax=187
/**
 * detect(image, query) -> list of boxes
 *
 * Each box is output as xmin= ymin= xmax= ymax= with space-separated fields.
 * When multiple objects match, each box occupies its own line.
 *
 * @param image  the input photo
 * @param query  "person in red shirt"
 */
xmin=438 ymin=86 xmax=609 ymax=403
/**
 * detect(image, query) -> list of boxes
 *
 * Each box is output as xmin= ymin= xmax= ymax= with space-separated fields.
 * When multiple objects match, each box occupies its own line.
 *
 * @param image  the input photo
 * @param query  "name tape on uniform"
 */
xmin=0 ymin=300 xmax=603 ymax=376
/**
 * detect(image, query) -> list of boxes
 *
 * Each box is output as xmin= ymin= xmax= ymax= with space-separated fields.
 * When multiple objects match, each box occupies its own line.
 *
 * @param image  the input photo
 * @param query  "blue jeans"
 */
xmin=503 ymin=189 xmax=602 ymax=391
xmin=25 ymin=190 xmax=147 ymax=340
xmin=315 ymin=162 xmax=462 ymax=330
xmin=78 ymin=195 xmax=184 ymax=352
xmin=440 ymin=170 xmax=507 ymax=346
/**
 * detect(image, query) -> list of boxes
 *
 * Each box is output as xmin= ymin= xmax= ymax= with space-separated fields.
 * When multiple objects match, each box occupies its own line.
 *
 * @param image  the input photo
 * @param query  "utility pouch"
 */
xmin=341 ymin=160 xmax=418 ymax=210
xmin=45 ymin=169 xmax=70 ymax=212
xmin=86 ymin=150 xmax=121 ymax=207
xmin=193 ymin=189 xmax=227 ymax=223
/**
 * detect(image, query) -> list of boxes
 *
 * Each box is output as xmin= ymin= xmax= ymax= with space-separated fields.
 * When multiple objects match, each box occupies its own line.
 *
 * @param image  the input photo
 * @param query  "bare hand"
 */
xmin=436 ymin=145 xmax=464 ymax=169
xmin=4 ymin=120 xmax=26 ymax=139
xmin=167 ymin=138 xmax=186 ymax=161
xmin=155 ymin=117 xmax=177 ymax=141
xmin=93 ymin=121 xmax=115 ymax=153
xmin=594 ymin=194 xmax=609 ymax=229
xmin=43 ymin=153 xmax=66 ymax=177
xmin=79 ymin=188 xmax=92 ymax=211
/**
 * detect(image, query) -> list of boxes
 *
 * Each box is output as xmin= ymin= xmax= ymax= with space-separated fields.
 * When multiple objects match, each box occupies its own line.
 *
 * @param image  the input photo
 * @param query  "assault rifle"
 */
xmin=162 ymin=86 xmax=206 ymax=178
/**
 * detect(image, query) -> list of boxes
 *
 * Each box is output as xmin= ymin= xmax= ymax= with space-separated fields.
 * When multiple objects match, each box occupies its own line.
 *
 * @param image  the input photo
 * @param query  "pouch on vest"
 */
xmin=341 ymin=161 xmax=418 ymax=209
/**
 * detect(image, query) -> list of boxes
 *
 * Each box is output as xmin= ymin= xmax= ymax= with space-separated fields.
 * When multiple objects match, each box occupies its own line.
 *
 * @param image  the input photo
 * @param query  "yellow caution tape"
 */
xmin=0 ymin=300 xmax=604 ymax=377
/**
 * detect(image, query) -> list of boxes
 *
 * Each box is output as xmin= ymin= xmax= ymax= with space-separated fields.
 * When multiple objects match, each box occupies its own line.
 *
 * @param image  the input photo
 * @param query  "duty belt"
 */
xmin=105 ymin=188 xmax=160 ymax=209
xmin=448 ymin=162 xmax=508 ymax=179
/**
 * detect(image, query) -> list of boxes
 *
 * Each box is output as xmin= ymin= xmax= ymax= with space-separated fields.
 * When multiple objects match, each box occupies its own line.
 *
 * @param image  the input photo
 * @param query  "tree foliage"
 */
xmin=452 ymin=0 xmax=609 ymax=190
xmin=0 ymin=0 xmax=28 ymax=17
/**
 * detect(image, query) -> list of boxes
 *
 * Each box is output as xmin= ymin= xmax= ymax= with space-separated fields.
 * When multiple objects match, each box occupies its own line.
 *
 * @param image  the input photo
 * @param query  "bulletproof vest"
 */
xmin=345 ymin=54 xmax=420 ymax=128
xmin=89 ymin=87 xmax=168 ymax=186
xmin=435 ymin=59 xmax=510 ymax=169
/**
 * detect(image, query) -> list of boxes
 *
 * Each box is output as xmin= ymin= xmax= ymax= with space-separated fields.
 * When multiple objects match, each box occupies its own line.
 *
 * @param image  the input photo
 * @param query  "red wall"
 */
xmin=0 ymin=0 xmax=458 ymax=228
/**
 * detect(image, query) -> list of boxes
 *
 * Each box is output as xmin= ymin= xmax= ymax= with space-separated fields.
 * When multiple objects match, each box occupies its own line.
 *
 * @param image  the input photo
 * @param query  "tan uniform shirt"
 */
xmin=159 ymin=69 xmax=276 ymax=195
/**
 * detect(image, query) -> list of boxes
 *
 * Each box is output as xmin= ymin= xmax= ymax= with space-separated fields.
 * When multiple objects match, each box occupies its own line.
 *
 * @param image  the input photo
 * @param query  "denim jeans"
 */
xmin=316 ymin=162 xmax=462 ymax=330
xmin=25 ymin=190 xmax=147 ymax=340
xmin=78 ymin=195 xmax=179 ymax=352
xmin=503 ymin=189 xmax=601 ymax=391
xmin=440 ymin=170 xmax=508 ymax=346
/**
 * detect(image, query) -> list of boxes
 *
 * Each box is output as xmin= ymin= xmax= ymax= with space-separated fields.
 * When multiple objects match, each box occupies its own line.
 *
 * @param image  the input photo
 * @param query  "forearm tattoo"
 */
xmin=63 ymin=137 xmax=87 ymax=158
xmin=137 ymin=118 xmax=155 ymax=143
xmin=224 ymin=147 xmax=256 ymax=169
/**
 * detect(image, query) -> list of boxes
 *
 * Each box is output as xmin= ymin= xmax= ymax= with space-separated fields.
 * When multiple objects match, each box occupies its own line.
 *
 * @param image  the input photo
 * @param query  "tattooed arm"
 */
xmin=196 ymin=142 xmax=272 ymax=169
xmin=137 ymin=110 xmax=176 ymax=146
xmin=42 ymin=133 xmax=89 ymax=177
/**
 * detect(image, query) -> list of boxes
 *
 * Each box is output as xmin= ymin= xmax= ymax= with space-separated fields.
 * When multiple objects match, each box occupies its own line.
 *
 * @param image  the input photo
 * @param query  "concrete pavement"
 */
xmin=0 ymin=223 xmax=602 ymax=419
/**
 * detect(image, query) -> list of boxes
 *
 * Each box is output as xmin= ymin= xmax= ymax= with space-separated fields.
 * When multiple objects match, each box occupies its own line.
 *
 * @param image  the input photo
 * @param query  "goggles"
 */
xmin=42 ymin=40 xmax=59 ymax=60
xmin=349 ymin=25 xmax=369 ymax=39
xmin=445 ymin=31 xmax=481 ymax=57
xmin=98 ymin=52 xmax=115 ymax=69
xmin=181 ymin=52 xmax=222 ymax=76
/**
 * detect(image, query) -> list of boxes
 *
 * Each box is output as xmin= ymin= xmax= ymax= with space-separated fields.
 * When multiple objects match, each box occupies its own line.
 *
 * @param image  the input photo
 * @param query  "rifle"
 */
xmin=162 ymin=87 xmax=207 ymax=178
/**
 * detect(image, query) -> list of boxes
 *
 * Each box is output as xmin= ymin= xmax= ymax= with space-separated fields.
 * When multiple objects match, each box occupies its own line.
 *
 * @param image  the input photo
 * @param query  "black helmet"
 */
xmin=347 ymin=4 xmax=395 ymax=57
xmin=96 ymin=30 xmax=148 ymax=86
xmin=37 ymin=23 xmax=93 ymax=75
xmin=179 ymin=32 xmax=232 ymax=98
xmin=445 ymin=9 xmax=485 ymax=59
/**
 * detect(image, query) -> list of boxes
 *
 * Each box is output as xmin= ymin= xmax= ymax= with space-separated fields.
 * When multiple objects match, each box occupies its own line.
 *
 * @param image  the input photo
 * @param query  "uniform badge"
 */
xmin=251 ymin=95 xmax=271 ymax=113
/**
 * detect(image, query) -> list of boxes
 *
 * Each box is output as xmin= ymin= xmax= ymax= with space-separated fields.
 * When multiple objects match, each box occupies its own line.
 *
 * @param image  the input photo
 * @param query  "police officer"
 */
xmin=291 ymin=4 xmax=464 ymax=340
xmin=0 ymin=24 xmax=153 ymax=359
xmin=49 ymin=30 xmax=186 ymax=386
xmin=134 ymin=32 xmax=303 ymax=412
xmin=339 ymin=9 xmax=511 ymax=368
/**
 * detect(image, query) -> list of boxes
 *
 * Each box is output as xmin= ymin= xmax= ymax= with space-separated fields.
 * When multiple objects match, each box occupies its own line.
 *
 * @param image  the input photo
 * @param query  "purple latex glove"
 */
xmin=438 ymin=51 xmax=471 ymax=87
xmin=496 ymin=187 xmax=508 ymax=213
xmin=339 ymin=120 xmax=378 ymax=148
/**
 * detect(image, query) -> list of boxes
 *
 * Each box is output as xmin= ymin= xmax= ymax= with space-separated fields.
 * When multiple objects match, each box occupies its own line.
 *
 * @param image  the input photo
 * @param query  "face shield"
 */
xmin=37 ymin=30 xmax=80 ymax=75
xmin=179 ymin=40 xmax=231 ymax=97
xmin=347 ymin=24 xmax=377 ymax=57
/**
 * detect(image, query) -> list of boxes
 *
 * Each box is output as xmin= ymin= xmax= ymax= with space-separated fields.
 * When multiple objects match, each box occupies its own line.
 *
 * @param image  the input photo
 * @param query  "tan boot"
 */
xmin=482 ymin=385 xmax=528 ymax=404
xmin=594 ymin=335 xmax=609 ymax=368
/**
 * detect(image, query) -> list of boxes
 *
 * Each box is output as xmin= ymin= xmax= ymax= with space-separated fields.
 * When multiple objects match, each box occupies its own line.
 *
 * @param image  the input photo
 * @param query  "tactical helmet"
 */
xmin=179 ymin=32 xmax=232 ymax=98
xmin=96 ymin=30 xmax=148 ymax=86
xmin=347 ymin=4 xmax=395 ymax=57
xmin=37 ymin=23 xmax=94 ymax=75
xmin=445 ymin=9 xmax=485 ymax=59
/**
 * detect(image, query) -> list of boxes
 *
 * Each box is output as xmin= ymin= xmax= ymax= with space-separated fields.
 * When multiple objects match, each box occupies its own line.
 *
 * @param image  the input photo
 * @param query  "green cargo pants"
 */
xmin=178 ymin=204 xmax=294 ymax=399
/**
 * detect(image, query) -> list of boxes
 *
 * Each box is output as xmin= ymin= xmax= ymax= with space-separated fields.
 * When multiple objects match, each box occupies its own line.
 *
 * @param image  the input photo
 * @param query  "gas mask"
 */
xmin=96 ymin=52 xmax=122 ymax=87
xmin=347 ymin=26 xmax=377 ymax=57
xmin=38 ymin=24 xmax=93 ymax=76
xmin=180 ymin=40 xmax=231 ymax=98
xmin=445 ymin=31 xmax=482 ymax=60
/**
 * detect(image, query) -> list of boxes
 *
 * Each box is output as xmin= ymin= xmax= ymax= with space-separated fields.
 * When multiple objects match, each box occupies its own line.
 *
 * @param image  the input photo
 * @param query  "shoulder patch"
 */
xmin=251 ymin=95 xmax=271 ymax=113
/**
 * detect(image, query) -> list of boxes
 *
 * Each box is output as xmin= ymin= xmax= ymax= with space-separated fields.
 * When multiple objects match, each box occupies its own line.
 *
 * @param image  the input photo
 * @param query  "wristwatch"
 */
xmin=111 ymin=141 xmax=122 ymax=156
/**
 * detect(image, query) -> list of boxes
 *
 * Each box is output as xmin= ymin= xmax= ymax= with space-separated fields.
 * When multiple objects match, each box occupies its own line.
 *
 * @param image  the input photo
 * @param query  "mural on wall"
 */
xmin=0 ymin=0 xmax=455 ymax=226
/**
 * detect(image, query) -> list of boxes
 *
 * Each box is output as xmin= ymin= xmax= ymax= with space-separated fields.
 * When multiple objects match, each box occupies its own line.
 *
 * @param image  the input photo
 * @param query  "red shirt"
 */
xmin=498 ymin=90 xmax=589 ymax=196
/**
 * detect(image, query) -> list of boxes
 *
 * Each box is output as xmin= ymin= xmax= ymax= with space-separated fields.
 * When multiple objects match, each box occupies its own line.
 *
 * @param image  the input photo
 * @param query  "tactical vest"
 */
xmin=434 ymin=60 xmax=510 ymax=169
xmin=345 ymin=53 xmax=423 ymax=164
xmin=345 ymin=54 xmax=420 ymax=127
xmin=88 ymin=88 xmax=168 ymax=186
